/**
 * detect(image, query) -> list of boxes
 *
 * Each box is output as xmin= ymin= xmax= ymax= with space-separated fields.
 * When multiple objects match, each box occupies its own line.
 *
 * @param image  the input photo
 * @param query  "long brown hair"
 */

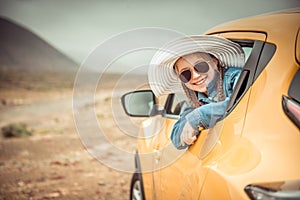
xmin=216 ymin=58 xmax=225 ymax=101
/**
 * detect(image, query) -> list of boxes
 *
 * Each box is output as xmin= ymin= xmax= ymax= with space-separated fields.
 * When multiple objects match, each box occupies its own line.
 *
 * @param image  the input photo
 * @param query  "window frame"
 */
xmin=226 ymin=40 xmax=276 ymax=114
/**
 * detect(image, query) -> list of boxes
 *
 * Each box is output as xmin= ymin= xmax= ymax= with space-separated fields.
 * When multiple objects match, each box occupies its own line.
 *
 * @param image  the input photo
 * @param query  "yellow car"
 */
xmin=122 ymin=8 xmax=300 ymax=200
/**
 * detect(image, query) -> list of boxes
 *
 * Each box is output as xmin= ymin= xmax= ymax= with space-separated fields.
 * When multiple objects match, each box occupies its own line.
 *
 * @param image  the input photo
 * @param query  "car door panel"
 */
xmin=148 ymin=32 xmax=271 ymax=199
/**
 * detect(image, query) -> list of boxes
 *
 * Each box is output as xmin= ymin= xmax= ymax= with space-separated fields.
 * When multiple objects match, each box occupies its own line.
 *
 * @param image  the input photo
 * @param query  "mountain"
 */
xmin=0 ymin=17 xmax=79 ymax=90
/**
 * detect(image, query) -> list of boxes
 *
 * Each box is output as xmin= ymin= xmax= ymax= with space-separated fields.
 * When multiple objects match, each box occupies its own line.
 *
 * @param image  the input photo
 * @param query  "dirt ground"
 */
xmin=0 ymin=77 xmax=140 ymax=200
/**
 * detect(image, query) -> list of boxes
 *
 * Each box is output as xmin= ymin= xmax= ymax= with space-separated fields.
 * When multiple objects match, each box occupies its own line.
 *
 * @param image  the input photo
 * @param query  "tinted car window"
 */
xmin=165 ymin=93 xmax=189 ymax=117
xmin=288 ymin=69 xmax=300 ymax=103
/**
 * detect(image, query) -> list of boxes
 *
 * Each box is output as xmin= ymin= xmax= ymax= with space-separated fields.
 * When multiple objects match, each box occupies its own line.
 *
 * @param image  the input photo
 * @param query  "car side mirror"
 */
xmin=121 ymin=90 xmax=165 ymax=117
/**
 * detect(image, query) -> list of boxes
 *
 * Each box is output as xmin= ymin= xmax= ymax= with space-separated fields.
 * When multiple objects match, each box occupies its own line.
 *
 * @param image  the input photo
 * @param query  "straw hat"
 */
xmin=148 ymin=35 xmax=245 ymax=97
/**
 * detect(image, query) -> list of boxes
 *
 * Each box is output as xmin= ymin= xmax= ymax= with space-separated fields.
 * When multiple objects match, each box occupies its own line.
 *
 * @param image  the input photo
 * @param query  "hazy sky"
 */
xmin=0 ymin=0 xmax=299 ymax=72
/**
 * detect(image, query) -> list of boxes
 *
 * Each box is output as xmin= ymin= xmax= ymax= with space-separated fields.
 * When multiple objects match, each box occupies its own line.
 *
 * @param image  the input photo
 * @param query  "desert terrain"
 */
xmin=0 ymin=80 xmax=136 ymax=200
xmin=0 ymin=17 xmax=141 ymax=199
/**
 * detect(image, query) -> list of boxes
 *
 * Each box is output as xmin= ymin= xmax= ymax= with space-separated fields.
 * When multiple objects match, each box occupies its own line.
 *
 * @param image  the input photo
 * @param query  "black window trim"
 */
xmin=226 ymin=40 xmax=276 ymax=114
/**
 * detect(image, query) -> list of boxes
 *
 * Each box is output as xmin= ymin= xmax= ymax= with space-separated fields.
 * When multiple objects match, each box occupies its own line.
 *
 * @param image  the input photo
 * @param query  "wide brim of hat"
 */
xmin=148 ymin=35 xmax=245 ymax=97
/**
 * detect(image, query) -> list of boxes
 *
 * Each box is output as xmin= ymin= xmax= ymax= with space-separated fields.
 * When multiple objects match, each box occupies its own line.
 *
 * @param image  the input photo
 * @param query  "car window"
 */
xmin=283 ymin=68 xmax=300 ymax=129
xmin=163 ymin=40 xmax=276 ymax=117
xmin=243 ymin=47 xmax=252 ymax=61
xmin=163 ymin=41 xmax=255 ymax=118
xmin=164 ymin=93 xmax=189 ymax=118
xmin=288 ymin=69 xmax=300 ymax=103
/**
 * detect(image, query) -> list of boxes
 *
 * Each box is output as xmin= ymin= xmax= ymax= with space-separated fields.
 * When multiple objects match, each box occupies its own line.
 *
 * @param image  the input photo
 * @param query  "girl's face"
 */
xmin=175 ymin=52 xmax=218 ymax=93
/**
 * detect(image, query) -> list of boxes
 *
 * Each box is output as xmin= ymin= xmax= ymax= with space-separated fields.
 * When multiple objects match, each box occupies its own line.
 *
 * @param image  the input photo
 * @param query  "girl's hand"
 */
xmin=180 ymin=122 xmax=197 ymax=146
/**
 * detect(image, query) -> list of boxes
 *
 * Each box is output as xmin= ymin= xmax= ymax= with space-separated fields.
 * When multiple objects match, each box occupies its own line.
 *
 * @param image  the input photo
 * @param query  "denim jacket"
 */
xmin=171 ymin=67 xmax=242 ymax=149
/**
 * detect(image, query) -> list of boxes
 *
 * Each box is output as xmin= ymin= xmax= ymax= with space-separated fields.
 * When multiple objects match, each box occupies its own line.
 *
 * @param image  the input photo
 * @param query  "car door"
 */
xmin=150 ymin=32 xmax=276 ymax=199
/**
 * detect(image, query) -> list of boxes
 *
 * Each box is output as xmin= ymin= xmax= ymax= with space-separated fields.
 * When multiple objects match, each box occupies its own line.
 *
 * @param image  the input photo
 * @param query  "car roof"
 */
xmin=206 ymin=8 xmax=300 ymax=64
xmin=206 ymin=8 xmax=300 ymax=35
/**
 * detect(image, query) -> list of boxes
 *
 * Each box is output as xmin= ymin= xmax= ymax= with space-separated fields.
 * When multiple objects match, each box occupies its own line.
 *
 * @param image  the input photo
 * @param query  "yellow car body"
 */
xmin=123 ymin=8 xmax=300 ymax=200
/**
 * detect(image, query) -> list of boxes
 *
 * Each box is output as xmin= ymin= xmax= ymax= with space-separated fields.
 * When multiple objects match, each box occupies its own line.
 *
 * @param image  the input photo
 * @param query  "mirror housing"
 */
xmin=121 ymin=90 xmax=165 ymax=117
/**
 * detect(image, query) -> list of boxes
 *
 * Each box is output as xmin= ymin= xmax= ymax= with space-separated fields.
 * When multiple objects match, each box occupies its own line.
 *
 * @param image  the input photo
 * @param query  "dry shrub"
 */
xmin=1 ymin=123 xmax=32 ymax=138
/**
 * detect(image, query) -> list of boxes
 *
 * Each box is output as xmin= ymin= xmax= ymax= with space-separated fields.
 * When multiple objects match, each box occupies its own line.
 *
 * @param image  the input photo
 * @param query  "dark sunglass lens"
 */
xmin=179 ymin=70 xmax=191 ymax=83
xmin=194 ymin=62 xmax=209 ymax=73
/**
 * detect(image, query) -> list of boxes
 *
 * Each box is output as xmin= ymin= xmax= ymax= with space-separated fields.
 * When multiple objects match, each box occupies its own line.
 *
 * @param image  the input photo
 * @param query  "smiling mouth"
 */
xmin=193 ymin=75 xmax=207 ymax=85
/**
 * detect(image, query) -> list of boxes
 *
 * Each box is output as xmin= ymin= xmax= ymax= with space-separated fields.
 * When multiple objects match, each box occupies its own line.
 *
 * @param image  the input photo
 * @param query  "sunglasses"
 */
xmin=178 ymin=61 xmax=210 ymax=83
